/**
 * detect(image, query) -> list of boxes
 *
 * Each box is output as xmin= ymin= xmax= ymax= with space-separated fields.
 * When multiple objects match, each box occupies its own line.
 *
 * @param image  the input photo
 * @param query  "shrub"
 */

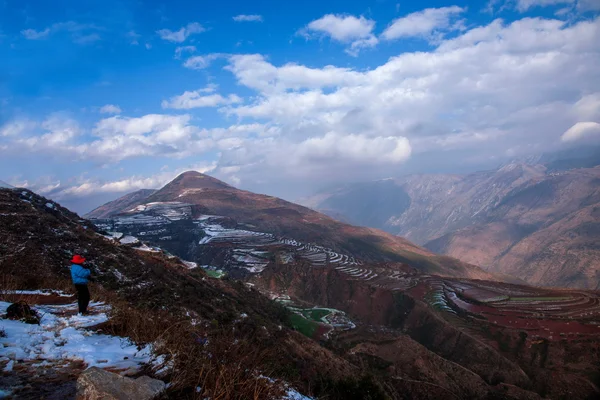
xmin=5 ymin=301 xmax=41 ymax=324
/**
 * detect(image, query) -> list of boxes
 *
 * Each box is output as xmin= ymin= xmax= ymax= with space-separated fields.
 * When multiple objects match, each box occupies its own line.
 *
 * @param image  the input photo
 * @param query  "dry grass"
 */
xmin=103 ymin=301 xmax=287 ymax=400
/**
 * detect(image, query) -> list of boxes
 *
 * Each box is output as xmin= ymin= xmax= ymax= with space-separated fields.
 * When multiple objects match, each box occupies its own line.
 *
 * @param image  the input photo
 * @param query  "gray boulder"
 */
xmin=76 ymin=367 xmax=165 ymax=400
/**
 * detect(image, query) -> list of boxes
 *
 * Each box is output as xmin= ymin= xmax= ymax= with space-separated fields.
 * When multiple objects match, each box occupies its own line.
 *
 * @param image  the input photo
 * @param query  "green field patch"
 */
xmin=301 ymin=308 xmax=333 ymax=322
xmin=205 ymin=269 xmax=226 ymax=279
xmin=288 ymin=312 xmax=320 ymax=338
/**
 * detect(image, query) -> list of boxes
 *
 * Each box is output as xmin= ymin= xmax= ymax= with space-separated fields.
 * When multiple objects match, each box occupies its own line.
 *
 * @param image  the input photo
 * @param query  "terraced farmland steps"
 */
xmin=93 ymin=207 xmax=364 ymax=276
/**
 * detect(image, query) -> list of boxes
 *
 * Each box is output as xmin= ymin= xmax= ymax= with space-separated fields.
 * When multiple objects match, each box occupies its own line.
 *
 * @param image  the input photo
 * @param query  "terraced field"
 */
xmin=93 ymin=202 xmax=600 ymax=345
xmin=417 ymin=280 xmax=600 ymax=341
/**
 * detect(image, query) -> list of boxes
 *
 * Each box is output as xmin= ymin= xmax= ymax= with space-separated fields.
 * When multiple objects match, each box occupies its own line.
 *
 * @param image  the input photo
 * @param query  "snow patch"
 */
xmin=283 ymin=388 xmax=313 ymax=400
xmin=2 ymin=290 xmax=72 ymax=297
xmin=120 ymin=235 xmax=139 ymax=244
xmin=0 ymin=301 xmax=152 ymax=372
xmin=134 ymin=244 xmax=160 ymax=252
xmin=182 ymin=261 xmax=198 ymax=269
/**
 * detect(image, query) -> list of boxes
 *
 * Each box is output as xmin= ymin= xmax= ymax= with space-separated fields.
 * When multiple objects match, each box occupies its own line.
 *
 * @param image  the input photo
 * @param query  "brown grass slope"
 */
xmin=85 ymin=188 xmax=157 ymax=219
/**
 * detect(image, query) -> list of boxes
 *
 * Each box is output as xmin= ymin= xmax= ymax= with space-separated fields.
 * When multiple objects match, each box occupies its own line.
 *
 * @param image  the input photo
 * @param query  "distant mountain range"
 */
xmin=302 ymin=162 xmax=600 ymax=290
xmin=0 ymin=180 xmax=13 ymax=188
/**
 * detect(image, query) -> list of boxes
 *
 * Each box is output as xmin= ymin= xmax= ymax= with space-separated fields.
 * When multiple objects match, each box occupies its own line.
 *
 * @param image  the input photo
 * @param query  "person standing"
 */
xmin=70 ymin=255 xmax=91 ymax=315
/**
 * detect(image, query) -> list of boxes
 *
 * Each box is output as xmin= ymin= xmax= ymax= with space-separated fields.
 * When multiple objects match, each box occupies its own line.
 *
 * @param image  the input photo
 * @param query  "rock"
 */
xmin=76 ymin=367 xmax=165 ymax=400
xmin=5 ymin=301 xmax=40 ymax=324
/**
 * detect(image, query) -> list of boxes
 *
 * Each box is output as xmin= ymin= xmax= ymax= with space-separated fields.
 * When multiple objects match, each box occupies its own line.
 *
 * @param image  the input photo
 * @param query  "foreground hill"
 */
xmin=4 ymin=186 xmax=600 ymax=398
xmin=90 ymin=171 xmax=494 ymax=280
xmin=303 ymin=164 xmax=600 ymax=290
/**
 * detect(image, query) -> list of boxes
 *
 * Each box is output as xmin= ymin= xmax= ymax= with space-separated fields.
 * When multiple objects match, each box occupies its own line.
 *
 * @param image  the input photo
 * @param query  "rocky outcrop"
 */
xmin=76 ymin=367 xmax=165 ymax=400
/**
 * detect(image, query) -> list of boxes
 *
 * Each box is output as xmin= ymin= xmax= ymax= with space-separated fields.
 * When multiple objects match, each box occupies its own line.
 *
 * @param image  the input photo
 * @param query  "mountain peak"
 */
xmin=143 ymin=171 xmax=233 ymax=203
xmin=178 ymin=170 xmax=208 ymax=178
xmin=169 ymin=171 xmax=232 ymax=190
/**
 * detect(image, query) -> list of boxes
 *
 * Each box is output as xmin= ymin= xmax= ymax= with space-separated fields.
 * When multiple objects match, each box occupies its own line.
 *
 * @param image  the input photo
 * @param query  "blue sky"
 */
xmin=1 ymin=0 xmax=599 ymax=213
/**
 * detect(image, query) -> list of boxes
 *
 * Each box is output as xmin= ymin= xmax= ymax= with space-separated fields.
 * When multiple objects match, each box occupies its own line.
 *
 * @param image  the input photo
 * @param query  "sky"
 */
xmin=1 ymin=0 xmax=600 ymax=213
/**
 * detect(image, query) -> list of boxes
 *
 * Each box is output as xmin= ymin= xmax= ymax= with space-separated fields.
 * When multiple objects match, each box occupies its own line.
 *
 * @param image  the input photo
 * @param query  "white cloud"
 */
xmin=21 ymin=21 xmax=101 ymax=43
xmin=225 ymin=54 xmax=365 ymax=93
xmin=0 ymin=113 xmax=274 ymax=167
xmin=175 ymin=45 xmax=197 ymax=59
xmin=21 ymin=28 xmax=50 ymax=39
xmin=0 ymin=120 xmax=36 ymax=136
xmin=295 ymin=132 xmax=411 ymax=164
xmin=99 ymin=104 xmax=122 ymax=114
xmin=300 ymin=14 xmax=378 ymax=55
xmin=233 ymin=15 xmax=263 ymax=22
xmin=382 ymin=6 xmax=466 ymax=40
xmin=127 ymin=30 xmax=141 ymax=45
xmin=157 ymin=22 xmax=205 ymax=43
xmin=561 ymin=121 xmax=600 ymax=142
xmin=516 ymin=0 xmax=575 ymax=12
xmin=73 ymin=33 xmax=101 ymax=44
xmin=16 ymin=115 xmax=81 ymax=149
xmin=573 ymin=93 xmax=600 ymax=120
xmin=161 ymin=88 xmax=242 ymax=109
xmin=183 ymin=53 xmax=225 ymax=69
xmin=303 ymin=14 xmax=375 ymax=41
xmin=347 ymin=35 xmax=380 ymax=56
xmin=93 ymin=114 xmax=192 ymax=137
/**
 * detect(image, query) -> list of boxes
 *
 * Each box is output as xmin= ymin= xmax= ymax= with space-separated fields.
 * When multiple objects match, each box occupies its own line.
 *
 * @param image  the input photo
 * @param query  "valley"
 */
xmin=303 ymin=163 xmax=600 ymax=290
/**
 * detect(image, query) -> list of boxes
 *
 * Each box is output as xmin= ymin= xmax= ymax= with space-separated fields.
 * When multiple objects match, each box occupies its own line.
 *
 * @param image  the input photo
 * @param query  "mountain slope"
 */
xmin=93 ymin=171 xmax=494 ymax=280
xmin=0 ymin=180 xmax=13 ymax=188
xmin=303 ymin=164 xmax=600 ymax=289
xmin=85 ymin=188 xmax=156 ymax=219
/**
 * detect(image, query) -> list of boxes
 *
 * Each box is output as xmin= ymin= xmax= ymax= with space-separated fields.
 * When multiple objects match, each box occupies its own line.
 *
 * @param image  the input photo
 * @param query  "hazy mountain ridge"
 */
xmin=303 ymin=164 xmax=600 ymax=289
